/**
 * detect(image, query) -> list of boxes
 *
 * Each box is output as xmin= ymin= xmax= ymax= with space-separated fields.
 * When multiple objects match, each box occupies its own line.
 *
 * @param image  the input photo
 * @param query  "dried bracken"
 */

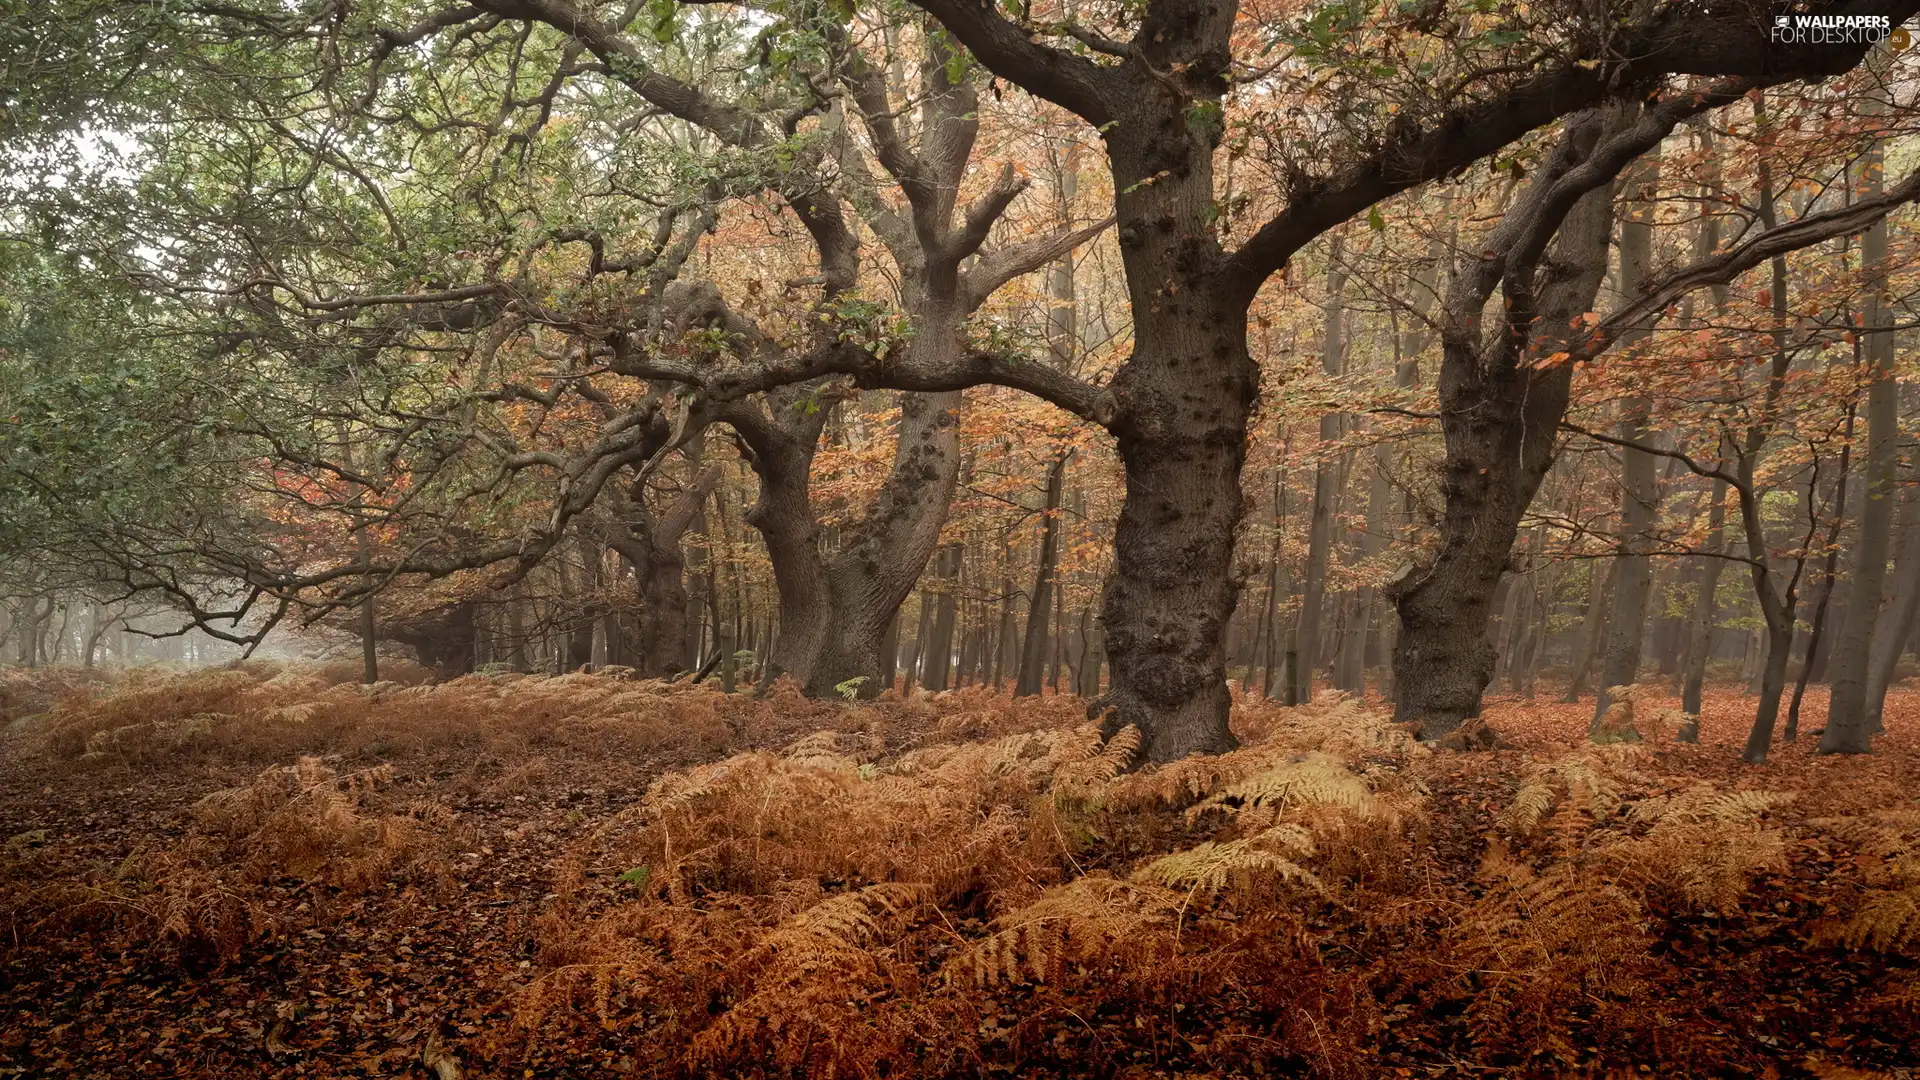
xmin=4 ymin=668 xmax=1920 ymax=1078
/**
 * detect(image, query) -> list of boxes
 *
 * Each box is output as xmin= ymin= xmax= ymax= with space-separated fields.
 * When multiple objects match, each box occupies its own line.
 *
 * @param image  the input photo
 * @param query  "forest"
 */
xmin=3 ymin=0 xmax=1920 ymax=1075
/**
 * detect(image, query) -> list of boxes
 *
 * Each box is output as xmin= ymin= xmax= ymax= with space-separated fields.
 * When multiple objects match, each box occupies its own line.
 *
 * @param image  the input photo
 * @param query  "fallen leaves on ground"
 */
xmin=1 ymin=666 xmax=1915 ymax=1078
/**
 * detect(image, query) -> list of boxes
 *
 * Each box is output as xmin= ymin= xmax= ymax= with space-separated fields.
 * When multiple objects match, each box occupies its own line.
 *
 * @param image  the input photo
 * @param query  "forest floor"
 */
xmin=0 ymin=666 xmax=1916 ymax=1079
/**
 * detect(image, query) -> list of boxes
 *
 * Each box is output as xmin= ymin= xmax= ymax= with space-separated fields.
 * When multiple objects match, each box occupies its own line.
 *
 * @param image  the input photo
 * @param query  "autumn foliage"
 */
xmin=1 ymin=667 xmax=1916 ymax=1077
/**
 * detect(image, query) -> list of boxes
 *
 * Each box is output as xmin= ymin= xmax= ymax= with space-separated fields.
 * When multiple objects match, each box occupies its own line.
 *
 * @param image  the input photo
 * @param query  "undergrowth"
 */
xmin=4 ymin=666 xmax=1919 ymax=1078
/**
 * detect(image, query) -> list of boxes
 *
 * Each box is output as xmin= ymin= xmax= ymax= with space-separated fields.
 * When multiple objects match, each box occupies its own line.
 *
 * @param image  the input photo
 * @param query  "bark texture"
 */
xmin=1391 ymin=110 xmax=1626 ymax=741
xmin=1824 ymin=125 xmax=1898 ymax=754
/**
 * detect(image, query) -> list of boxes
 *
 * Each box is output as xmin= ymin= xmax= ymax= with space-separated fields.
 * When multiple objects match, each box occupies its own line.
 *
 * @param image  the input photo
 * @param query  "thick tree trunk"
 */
xmin=1391 ymin=109 xmax=1623 ymax=741
xmin=600 ymin=465 xmax=720 ymax=679
xmin=636 ymin=541 xmax=695 ymax=678
xmin=386 ymin=601 xmax=476 ymax=678
xmin=1096 ymin=298 xmax=1254 ymax=758
xmin=724 ymin=381 xmax=961 ymax=701
xmin=815 ymin=390 xmax=968 ymax=696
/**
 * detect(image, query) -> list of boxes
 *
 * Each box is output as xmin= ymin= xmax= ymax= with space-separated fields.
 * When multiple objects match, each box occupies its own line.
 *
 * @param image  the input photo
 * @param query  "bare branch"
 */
xmin=960 ymin=215 xmax=1114 ymax=312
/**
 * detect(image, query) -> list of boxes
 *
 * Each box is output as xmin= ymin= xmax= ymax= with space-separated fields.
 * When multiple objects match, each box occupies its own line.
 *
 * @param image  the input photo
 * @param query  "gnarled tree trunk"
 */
xmin=1391 ymin=111 xmax=1624 ymax=742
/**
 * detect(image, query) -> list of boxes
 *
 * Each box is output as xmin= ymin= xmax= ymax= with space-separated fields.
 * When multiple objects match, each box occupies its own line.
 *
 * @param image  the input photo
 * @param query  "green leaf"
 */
xmin=617 ymin=865 xmax=652 ymax=887
xmin=647 ymin=0 xmax=679 ymax=43
xmin=1368 ymin=205 xmax=1385 ymax=231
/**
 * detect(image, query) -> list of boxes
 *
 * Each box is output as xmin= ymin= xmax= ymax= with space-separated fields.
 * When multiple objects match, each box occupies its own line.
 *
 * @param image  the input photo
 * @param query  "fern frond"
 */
xmin=941 ymin=875 xmax=1182 ymax=988
xmin=1699 ymin=789 xmax=1795 ymax=825
xmin=1132 ymin=825 xmax=1323 ymax=899
xmin=1188 ymin=752 xmax=1377 ymax=824
xmin=1500 ymin=780 xmax=1557 ymax=834
xmin=752 ymin=881 xmax=930 ymax=967
xmin=1825 ymin=886 xmax=1920 ymax=955
xmin=1052 ymin=725 xmax=1141 ymax=798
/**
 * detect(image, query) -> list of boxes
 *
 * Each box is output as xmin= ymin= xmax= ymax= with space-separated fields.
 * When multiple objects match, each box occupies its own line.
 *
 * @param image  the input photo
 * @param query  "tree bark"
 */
xmin=1017 ymin=451 xmax=1069 ymax=696
xmin=992 ymin=573 xmax=1016 ymax=690
xmin=1095 ymin=282 xmax=1256 ymax=757
xmin=878 ymin=610 xmax=900 ymax=692
xmin=1261 ymin=468 xmax=1287 ymax=699
xmin=1788 ymin=413 xmax=1853 ymax=743
xmin=922 ymin=544 xmax=961 ymax=691
xmin=1391 ymin=110 xmax=1625 ymax=741
xmin=1681 ymin=476 xmax=1729 ymax=716
xmin=1592 ymin=151 xmax=1662 ymax=731
xmin=1564 ymin=559 xmax=1614 ymax=702
xmin=1866 ymin=482 xmax=1920 ymax=731
xmin=1295 ymin=240 xmax=1346 ymax=702
xmin=1824 ymin=119 xmax=1898 ymax=754
xmin=1077 ymin=604 xmax=1103 ymax=696
xmin=600 ymin=464 xmax=721 ymax=679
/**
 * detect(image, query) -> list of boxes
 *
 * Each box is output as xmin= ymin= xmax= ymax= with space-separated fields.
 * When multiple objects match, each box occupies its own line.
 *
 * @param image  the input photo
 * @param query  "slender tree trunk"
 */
xmin=503 ymin=585 xmax=529 ymax=672
xmin=1739 ymin=109 xmax=1806 ymax=761
xmin=1592 ymin=152 xmax=1662 ymax=730
xmin=1788 ymin=416 xmax=1853 ymax=742
xmin=1078 ymin=605 xmax=1103 ymax=696
xmin=1345 ymin=442 xmax=1395 ymax=697
xmin=1742 ymin=620 xmax=1797 ymax=761
xmin=1295 ymin=241 xmax=1346 ymax=703
xmin=1866 ymin=482 xmax=1920 ymax=731
xmin=992 ymin=574 xmax=1016 ymax=690
xmin=1504 ymin=529 xmax=1544 ymax=693
xmin=878 ymin=611 xmax=900 ymax=693
xmin=1564 ymin=559 xmax=1614 ymax=702
xmin=903 ymin=594 xmax=931 ymax=694
xmin=1049 ymin=561 xmax=1066 ymax=693
xmin=1261 ymin=469 xmax=1287 ymax=699
xmin=923 ymin=545 xmax=961 ymax=691
xmin=1681 ymin=475 xmax=1730 ymax=716
xmin=1825 ymin=121 xmax=1899 ymax=754
xmin=1492 ymin=572 xmax=1522 ymax=688
xmin=1017 ymin=453 xmax=1069 ymax=696
xmin=83 ymin=607 xmax=111 ymax=671
xmin=1520 ymin=565 xmax=1553 ymax=698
